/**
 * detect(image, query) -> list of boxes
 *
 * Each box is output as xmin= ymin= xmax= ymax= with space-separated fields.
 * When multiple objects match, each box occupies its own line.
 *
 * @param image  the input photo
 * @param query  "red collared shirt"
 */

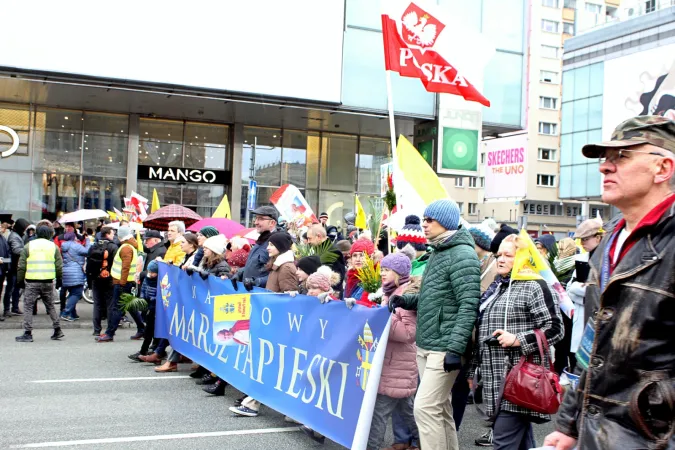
xmin=608 ymin=193 xmax=675 ymax=272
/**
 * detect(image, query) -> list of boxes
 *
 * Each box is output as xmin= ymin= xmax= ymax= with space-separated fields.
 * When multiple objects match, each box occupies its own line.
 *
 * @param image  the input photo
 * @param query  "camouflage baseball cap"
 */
xmin=582 ymin=115 xmax=675 ymax=158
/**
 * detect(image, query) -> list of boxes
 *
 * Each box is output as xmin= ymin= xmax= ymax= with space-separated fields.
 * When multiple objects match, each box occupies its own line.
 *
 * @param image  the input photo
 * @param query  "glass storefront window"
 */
xmin=321 ymin=134 xmax=357 ymax=192
xmin=33 ymin=172 xmax=81 ymax=221
xmin=139 ymin=118 xmax=184 ymax=167
xmin=82 ymin=112 xmax=129 ymax=177
xmin=239 ymin=185 xmax=277 ymax=225
xmin=242 ymin=127 xmax=282 ymax=186
xmin=33 ymin=108 xmax=83 ymax=174
xmin=482 ymin=0 xmax=525 ymax=53
xmin=282 ymin=131 xmax=319 ymax=189
xmin=0 ymin=171 xmax=31 ymax=220
xmin=184 ymin=122 xmax=228 ymax=170
xmin=0 ymin=103 xmax=31 ymax=170
xmin=358 ymin=137 xmax=391 ymax=194
xmin=81 ymin=176 xmax=126 ymax=212
xmin=319 ymin=190 xmax=357 ymax=229
xmin=138 ymin=181 xmax=181 ymax=207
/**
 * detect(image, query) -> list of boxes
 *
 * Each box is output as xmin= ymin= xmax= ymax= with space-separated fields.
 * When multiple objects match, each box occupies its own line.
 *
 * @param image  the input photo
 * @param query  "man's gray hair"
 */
xmin=168 ymin=220 xmax=185 ymax=234
xmin=308 ymin=224 xmax=327 ymax=238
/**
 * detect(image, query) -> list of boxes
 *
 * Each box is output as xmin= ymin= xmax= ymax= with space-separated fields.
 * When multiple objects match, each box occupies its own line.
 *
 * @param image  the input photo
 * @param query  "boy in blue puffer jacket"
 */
xmin=129 ymin=261 xmax=158 ymax=361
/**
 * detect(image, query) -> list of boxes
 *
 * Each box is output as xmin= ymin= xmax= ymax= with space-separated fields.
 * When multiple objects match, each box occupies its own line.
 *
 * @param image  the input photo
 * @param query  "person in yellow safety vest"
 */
xmin=162 ymin=221 xmax=186 ymax=265
xmin=15 ymin=224 xmax=65 ymax=343
xmin=97 ymin=226 xmax=138 ymax=343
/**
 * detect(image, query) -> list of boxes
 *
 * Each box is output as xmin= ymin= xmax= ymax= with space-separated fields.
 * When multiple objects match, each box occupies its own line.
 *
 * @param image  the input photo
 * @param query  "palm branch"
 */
xmin=368 ymin=200 xmax=384 ymax=240
xmin=119 ymin=293 xmax=148 ymax=314
xmin=293 ymin=240 xmax=339 ymax=264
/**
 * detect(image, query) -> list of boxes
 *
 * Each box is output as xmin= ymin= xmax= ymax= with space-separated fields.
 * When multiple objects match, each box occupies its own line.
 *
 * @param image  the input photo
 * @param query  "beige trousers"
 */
xmin=414 ymin=347 xmax=459 ymax=450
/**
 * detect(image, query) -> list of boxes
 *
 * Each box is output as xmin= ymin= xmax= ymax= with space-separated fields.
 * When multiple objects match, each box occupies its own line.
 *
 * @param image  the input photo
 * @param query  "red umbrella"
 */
xmin=143 ymin=204 xmax=202 ymax=230
xmin=187 ymin=218 xmax=245 ymax=238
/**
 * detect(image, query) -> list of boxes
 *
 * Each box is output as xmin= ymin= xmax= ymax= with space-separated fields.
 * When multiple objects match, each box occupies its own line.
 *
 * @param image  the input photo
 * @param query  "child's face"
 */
xmin=307 ymin=288 xmax=324 ymax=296
xmin=147 ymin=272 xmax=158 ymax=278
xmin=381 ymin=267 xmax=398 ymax=284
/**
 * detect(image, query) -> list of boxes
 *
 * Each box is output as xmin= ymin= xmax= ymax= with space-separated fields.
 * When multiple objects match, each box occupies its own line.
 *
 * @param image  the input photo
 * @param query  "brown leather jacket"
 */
xmin=555 ymin=200 xmax=675 ymax=450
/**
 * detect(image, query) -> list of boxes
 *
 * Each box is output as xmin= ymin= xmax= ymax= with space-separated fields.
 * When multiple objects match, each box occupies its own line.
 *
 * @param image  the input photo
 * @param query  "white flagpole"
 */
xmin=385 ymin=70 xmax=398 ymax=252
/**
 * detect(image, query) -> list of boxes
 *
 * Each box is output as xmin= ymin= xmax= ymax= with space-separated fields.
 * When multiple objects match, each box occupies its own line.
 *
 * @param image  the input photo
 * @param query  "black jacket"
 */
xmin=555 ymin=201 xmax=675 ymax=449
xmin=144 ymin=240 xmax=167 ymax=271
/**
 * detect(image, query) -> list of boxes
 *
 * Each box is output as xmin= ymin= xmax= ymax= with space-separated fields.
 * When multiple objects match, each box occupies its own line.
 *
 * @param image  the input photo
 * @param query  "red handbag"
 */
xmin=502 ymin=329 xmax=563 ymax=415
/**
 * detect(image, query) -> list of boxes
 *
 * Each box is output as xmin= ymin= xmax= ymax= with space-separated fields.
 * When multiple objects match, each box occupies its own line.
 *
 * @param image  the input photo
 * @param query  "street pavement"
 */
xmin=0 ymin=304 xmax=555 ymax=449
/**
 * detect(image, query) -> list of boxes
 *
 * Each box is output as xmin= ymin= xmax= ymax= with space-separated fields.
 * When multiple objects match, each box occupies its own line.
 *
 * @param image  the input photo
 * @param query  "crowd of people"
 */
xmin=1 ymin=115 xmax=674 ymax=450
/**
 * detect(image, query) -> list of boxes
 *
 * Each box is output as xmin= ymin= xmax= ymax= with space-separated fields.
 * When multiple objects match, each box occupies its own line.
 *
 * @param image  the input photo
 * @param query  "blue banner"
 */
xmin=155 ymin=263 xmax=391 ymax=449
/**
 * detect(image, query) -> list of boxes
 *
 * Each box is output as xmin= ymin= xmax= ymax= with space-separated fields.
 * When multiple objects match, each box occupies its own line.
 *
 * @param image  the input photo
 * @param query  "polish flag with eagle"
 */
xmin=381 ymin=0 xmax=494 ymax=106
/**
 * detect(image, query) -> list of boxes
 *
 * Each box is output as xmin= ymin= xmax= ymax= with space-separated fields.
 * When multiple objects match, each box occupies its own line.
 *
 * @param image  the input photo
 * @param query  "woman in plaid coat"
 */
xmin=471 ymin=234 xmax=564 ymax=449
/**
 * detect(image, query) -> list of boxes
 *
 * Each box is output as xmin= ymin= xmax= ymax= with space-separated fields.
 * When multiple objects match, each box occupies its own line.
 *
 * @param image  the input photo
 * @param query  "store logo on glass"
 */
xmin=401 ymin=3 xmax=445 ymax=50
xmin=0 ymin=125 xmax=20 ymax=158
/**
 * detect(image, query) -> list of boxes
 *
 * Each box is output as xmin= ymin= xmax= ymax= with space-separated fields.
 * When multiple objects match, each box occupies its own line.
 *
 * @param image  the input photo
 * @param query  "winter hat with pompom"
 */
xmin=306 ymin=266 xmax=339 ymax=292
xmin=469 ymin=224 xmax=496 ymax=252
xmin=396 ymin=215 xmax=427 ymax=251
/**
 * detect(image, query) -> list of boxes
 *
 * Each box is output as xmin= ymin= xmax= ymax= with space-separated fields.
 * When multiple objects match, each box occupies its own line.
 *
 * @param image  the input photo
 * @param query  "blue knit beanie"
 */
xmin=147 ymin=260 xmax=159 ymax=274
xmin=469 ymin=224 xmax=495 ymax=252
xmin=423 ymin=200 xmax=460 ymax=231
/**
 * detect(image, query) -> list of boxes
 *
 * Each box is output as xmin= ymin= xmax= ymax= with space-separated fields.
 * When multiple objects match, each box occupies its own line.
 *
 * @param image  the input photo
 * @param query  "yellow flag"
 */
xmin=107 ymin=210 xmax=117 ymax=221
xmin=135 ymin=229 xmax=144 ymax=252
xmin=213 ymin=293 xmax=251 ymax=322
xmin=355 ymin=195 xmax=368 ymax=230
xmin=511 ymin=229 xmax=546 ymax=281
xmin=151 ymin=189 xmax=161 ymax=213
xmin=396 ymin=136 xmax=448 ymax=205
xmin=212 ymin=194 xmax=232 ymax=219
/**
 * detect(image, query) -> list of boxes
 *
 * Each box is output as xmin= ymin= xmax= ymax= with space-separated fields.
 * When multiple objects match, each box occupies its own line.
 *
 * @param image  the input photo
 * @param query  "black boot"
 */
xmin=16 ymin=331 xmax=33 ymax=343
xmin=51 ymin=328 xmax=64 ymax=340
xmin=203 ymin=379 xmax=227 ymax=396
xmin=195 ymin=373 xmax=218 ymax=386
xmin=189 ymin=366 xmax=208 ymax=379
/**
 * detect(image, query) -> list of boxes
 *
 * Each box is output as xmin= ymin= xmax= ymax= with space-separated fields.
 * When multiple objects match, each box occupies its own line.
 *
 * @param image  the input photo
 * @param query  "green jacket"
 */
xmin=17 ymin=240 xmax=63 ymax=283
xmin=410 ymin=251 xmax=430 ymax=277
xmin=400 ymin=227 xmax=481 ymax=355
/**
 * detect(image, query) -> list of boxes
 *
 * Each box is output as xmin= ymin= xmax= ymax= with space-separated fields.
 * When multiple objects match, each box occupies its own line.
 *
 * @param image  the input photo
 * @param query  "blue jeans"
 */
xmin=105 ymin=283 xmax=132 ymax=337
xmin=62 ymin=285 xmax=84 ymax=318
xmin=130 ymin=310 xmax=145 ymax=333
xmin=493 ymin=411 xmax=535 ymax=450
xmin=392 ymin=407 xmax=419 ymax=447
xmin=3 ymin=269 xmax=21 ymax=312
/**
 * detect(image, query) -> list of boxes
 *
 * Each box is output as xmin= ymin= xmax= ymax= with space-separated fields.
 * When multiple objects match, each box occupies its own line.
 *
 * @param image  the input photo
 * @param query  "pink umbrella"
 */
xmin=187 ymin=218 xmax=245 ymax=238
xmin=143 ymin=204 xmax=202 ymax=230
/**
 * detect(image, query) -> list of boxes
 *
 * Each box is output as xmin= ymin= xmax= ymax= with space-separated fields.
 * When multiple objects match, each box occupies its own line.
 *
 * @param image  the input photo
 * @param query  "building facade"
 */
xmin=560 ymin=2 xmax=675 ymax=201
xmin=0 ymin=0 xmax=528 ymax=229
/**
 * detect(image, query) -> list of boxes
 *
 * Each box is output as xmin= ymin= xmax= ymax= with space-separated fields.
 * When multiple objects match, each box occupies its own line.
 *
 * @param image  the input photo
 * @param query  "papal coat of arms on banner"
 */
xmin=356 ymin=321 xmax=379 ymax=391
xmin=160 ymin=273 xmax=171 ymax=309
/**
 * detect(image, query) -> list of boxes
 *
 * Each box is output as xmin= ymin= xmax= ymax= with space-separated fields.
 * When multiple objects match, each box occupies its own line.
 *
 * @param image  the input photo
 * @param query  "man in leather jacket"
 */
xmin=545 ymin=116 xmax=675 ymax=449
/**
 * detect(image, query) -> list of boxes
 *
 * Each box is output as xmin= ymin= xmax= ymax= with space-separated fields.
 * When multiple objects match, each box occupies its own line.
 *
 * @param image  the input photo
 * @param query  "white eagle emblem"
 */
xmin=402 ymin=11 xmax=438 ymax=47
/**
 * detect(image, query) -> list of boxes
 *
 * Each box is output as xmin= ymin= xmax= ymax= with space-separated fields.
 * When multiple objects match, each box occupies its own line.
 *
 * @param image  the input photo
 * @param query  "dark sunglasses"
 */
xmin=423 ymin=217 xmax=434 ymax=224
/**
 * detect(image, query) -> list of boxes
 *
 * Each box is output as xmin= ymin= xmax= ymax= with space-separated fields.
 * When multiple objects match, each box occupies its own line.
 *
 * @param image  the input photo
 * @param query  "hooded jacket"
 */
xmin=380 ymin=282 xmax=418 ymax=398
xmin=265 ymin=250 xmax=298 ymax=293
xmin=398 ymin=227 xmax=481 ymax=355
xmin=556 ymin=197 xmax=675 ymax=450
xmin=61 ymin=239 xmax=92 ymax=287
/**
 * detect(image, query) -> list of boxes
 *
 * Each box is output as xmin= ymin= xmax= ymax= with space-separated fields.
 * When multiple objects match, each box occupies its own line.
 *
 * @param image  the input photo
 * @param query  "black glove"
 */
xmin=243 ymin=278 xmax=255 ymax=292
xmin=199 ymin=271 xmax=209 ymax=280
xmin=443 ymin=352 xmax=462 ymax=373
xmin=230 ymin=279 xmax=239 ymax=291
xmin=388 ymin=294 xmax=404 ymax=312
xmin=185 ymin=268 xmax=194 ymax=276
xmin=55 ymin=278 xmax=62 ymax=290
xmin=17 ymin=280 xmax=25 ymax=290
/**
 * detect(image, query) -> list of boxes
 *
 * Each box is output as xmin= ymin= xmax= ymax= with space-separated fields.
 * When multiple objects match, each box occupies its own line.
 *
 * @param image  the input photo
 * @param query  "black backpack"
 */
xmin=87 ymin=240 xmax=113 ymax=280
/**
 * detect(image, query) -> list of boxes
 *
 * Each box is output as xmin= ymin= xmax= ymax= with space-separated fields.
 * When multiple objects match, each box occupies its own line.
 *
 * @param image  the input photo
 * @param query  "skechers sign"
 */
xmin=0 ymin=125 xmax=20 ymax=158
xmin=137 ymin=165 xmax=229 ymax=185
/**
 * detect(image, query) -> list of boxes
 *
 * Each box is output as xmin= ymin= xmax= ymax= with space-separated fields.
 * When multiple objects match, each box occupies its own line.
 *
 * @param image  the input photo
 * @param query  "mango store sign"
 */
xmin=484 ymin=134 xmax=528 ymax=199
xmin=137 ymin=164 xmax=230 ymax=185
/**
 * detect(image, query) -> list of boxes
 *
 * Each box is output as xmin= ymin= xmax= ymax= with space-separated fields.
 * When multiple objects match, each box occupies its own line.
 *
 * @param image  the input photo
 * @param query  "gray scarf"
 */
xmin=428 ymin=230 xmax=457 ymax=247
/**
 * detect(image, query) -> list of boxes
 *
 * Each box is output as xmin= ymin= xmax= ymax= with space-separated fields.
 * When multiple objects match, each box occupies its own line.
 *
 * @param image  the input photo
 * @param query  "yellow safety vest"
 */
xmin=26 ymin=239 xmax=57 ymax=280
xmin=111 ymin=243 xmax=138 ymax=281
